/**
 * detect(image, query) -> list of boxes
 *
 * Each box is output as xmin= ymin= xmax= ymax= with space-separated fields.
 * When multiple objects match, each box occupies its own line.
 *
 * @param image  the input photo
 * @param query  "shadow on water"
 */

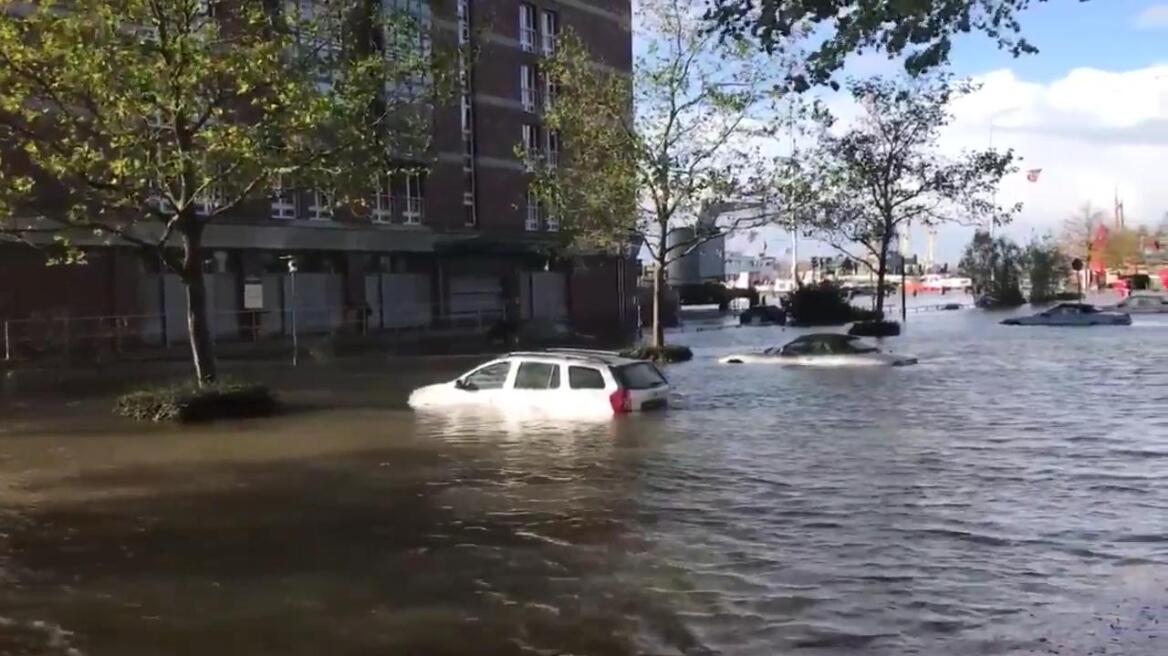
xmin=0 ymin=410 xmax=715 ymax=656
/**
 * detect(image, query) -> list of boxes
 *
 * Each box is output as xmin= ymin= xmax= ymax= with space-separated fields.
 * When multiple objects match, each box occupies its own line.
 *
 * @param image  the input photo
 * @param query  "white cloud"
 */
xmin=1134 ymin=4 xmax=1168 ymax=29
xmin=730 ymin=64 xmax=1168 ymax=263
xmin=942 ymin=65 xmax=1168 ymax=252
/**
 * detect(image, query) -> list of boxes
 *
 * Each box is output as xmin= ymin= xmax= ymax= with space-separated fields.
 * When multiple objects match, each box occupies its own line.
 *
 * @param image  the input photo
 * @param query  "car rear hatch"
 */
xmin=613 ymin=362 xmax=670 ymax=411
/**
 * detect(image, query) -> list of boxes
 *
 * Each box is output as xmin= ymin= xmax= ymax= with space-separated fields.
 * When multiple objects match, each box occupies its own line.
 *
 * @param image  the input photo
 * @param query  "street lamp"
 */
xmin=280 ymin=255 xmax=299 ymax=367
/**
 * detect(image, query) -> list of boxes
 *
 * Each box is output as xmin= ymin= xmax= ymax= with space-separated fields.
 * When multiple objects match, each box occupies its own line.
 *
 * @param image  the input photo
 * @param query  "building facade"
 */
xmin=0 ymin=0 xmax=638 ymax=353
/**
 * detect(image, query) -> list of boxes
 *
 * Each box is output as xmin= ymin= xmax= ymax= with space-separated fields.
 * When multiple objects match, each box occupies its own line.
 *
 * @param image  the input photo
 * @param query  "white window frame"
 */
xmin=308 ymin=189 xmax=333 ymax=220
xmin=545 ymin=129 xmax=560 ymax=168
xmin=522 ymin=124 xmax=540 ymax=163
xmin=460 ymin=94 xmax=473 ymax=135
xmin=525 ymin=189 xmax=541 ymax=231
xmin=402 ymin=172 xmax=423 ymax=225
xmin=371 ymin=175 xmax=393 ymax=223
xmin=540 ymin=10 xmax=558 ymax=55
xmin=456 ymin=0 xmax=470 ymax=45
xmin=519 ymin=3 xmax=536 ymax=52
xmin=520 ymin=65 xmax=537 ymax=112
xmin=543 ymin=73 xmax=557 ymax=111
xmin=271 ymin=176 xmax=297 ymax=220
xmin=545 ymin=212 xmax=559 ymax=232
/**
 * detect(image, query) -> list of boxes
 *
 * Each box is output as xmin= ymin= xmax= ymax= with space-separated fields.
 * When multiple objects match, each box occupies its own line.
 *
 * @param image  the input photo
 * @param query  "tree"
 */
xmin=528 ymin=0 xmax=787 ymax=349
xmin=706 ymin=0 xmax=1053 ymax=90
xmin=958 ymin=231 xmax=1024 ymax=306
xmin=0 ymin=0 xmax=447 ymax=385
xmin=1100 ymin=227 xmax=1143 ymax=270
xmin=1023 ymin=235 xmax=1069 ymax=303
xmin=789 ymin=74 xmax=1016 ymax=317
xmin=1060 ymin=202 xmax=1105 ymax=271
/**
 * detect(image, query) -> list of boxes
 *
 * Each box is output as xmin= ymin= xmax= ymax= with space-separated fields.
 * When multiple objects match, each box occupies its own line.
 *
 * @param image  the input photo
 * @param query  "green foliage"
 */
xmin=527 ymin=0 xmax=795 ymax=347
xmin=788 ymin=74 xmax=1018 ymax=314
xmin=113 ymin=380 xmax=277 ymax=422
xmin=958 ymin=231 xmax=1025 ymax=307
xmin=0 ymin=0 xmax=453 ymax=384
xmin=785 ymin=281 xmax=879 ymax=326
xmin=706 ymin=0 xmax=1049 ymax=89
xmin=1023 ymin=236 xmax=1070 ymax=303
xmin=0 ymin=0 xmax=448 ymax=247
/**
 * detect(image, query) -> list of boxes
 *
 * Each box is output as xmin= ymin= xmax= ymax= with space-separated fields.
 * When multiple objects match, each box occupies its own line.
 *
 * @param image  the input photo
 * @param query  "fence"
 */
xmin=1 ymin=302 xmax=506 ymax=365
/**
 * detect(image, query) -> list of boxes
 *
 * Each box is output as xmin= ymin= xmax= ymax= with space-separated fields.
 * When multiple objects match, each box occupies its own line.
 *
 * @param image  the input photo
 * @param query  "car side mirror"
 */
xmin=455 ymin=379 xmax=478 ymax=391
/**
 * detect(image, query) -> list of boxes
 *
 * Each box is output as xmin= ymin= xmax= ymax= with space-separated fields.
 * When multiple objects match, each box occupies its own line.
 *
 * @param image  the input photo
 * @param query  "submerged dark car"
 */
xmin=719 ymin=333 xmax=918 ymax=366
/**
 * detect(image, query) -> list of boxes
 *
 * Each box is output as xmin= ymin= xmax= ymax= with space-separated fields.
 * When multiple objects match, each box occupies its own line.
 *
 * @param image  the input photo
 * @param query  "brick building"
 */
xmin=0 ymin=0 xmax=638 ymax=351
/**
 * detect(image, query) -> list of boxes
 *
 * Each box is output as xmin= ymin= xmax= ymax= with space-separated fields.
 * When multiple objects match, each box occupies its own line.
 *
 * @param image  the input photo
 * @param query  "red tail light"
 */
xmin=609 ymin=389 xmax=631 ymax=414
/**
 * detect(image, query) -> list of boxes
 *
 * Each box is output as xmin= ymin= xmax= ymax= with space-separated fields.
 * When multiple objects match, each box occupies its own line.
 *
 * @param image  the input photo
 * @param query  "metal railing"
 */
xmin=1 ymin=302 xmax=506 ymax=365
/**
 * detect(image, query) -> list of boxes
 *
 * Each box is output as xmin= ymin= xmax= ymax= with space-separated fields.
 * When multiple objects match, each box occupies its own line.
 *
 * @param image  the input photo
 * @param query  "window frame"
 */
xmin=512 ymin=361 xmax=561 ymax=390
xmin=567 ymin=365 xmax=607 ymax=390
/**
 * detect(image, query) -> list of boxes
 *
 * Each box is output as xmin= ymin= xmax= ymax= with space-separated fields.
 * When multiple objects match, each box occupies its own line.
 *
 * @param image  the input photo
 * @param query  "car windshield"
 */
xmin=614 ymin=363 xmax=667 ymax=389
xmin=783 ymin=335 xmax=877 ymax=355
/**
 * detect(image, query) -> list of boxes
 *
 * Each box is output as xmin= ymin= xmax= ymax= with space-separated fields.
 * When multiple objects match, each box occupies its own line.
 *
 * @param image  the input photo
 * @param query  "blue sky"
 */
xmin=947 ymin=0 xmax=1168 ymax=81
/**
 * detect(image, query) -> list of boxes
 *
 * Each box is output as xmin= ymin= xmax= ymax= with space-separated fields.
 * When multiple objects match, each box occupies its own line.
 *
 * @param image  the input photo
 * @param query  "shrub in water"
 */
xmin=114 ymin=380 xmax=278 ymax=423
xmin=621 ymin=344 xmax=694 ymax=363
xmin=786 ymin=282 xmax=878 ymax=326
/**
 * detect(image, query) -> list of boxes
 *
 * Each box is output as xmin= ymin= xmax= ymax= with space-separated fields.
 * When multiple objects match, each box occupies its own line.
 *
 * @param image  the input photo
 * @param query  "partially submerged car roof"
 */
xmin=786 ymin=333 xmax=861 ymax=347
xmin=504 ymin=348 xmax=645 ymax=367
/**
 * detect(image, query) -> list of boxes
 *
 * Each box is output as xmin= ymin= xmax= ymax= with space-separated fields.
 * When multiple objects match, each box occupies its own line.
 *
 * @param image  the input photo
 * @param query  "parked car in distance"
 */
xmin=719 ymin=333 xmax=918 ymax=367
xmin=1105 ymin=291 xmax=1168 ymax=314
xmin=408 ymin=349 xmax=670 ymax=416
xmin=1001 ymin=303 xmax=1132 ymax=326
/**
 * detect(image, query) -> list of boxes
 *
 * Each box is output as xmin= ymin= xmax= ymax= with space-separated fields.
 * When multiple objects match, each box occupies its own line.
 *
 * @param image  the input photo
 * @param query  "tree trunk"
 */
xmin=652 ymin=256 xmax=665 ymax=348
xmin=181 ymin=228 xmax=217 ymax=386
xmin=874 ymin=237 xmax=891 ymax=317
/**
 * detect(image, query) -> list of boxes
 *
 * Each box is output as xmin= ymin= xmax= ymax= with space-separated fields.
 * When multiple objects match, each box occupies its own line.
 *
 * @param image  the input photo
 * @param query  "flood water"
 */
xmin=2 ymin=299 xmax=1168 ymax=655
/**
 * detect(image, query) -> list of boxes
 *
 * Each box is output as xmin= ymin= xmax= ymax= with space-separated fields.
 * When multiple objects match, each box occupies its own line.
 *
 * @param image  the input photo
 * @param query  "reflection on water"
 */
xmin=2 ymin=306 xmax=1168 ymax=655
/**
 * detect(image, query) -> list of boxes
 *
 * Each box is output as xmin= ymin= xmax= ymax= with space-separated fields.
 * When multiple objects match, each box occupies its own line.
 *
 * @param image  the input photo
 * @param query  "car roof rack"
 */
xmin=503 ymin=348 xmax=629 ymax=363
xmin=545 ymin=348 xmax=624 ymax=357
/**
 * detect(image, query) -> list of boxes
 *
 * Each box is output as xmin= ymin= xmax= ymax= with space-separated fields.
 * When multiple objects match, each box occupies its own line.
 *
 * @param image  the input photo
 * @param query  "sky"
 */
xmin=718 ymin=0 xmax=1168 ymax=265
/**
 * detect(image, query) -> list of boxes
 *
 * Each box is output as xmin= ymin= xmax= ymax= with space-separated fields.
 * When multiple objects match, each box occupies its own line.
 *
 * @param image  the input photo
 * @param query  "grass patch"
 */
xmin=114 ymin=380 xmax=278 ymax=423
xmin=621 ymin=344 xmax=694 ymax=363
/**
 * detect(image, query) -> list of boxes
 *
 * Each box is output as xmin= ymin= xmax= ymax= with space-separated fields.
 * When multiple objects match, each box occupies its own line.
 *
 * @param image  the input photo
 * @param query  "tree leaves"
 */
xmin=705 ymin=0 xmax=1056 ymax=89
xmin=791 ymin=73 xmax=1018 ymax=309
xmin=0 ymin=0 xmax=450 ymax=256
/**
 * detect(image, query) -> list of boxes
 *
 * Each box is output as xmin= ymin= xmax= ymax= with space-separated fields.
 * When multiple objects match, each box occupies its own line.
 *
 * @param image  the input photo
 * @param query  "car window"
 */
xmin=782 ymin=341 xmax=812 ymax=355
xmin=568 ymin=366 xmax=606 ymax=390
xmin=464 ymin=361 xmax=511 ymax=390
xmin=513 ymin=362 xmax=560 ymax=390
xmin=615 ymin=363 xmax=667 ymax=389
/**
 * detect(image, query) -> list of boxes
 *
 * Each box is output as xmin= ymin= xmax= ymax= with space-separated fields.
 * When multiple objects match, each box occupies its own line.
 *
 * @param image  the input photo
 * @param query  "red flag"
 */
xmin=1026 ymin=168 xmax=1042 ymax=182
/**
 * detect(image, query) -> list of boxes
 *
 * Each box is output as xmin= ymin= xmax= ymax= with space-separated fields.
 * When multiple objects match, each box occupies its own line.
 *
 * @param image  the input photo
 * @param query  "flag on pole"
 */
xmin=1026 ymin=168 xmax=1043 ymax=182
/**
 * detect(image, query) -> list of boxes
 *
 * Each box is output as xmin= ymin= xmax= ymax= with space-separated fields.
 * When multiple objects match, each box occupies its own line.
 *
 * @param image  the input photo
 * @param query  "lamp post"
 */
xmin=281 ymin=255 xmax=299 ymax=367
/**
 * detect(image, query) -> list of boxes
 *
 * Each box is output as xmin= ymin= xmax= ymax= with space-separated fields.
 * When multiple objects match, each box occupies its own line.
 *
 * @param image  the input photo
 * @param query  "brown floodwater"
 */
xmin=2 ymin=304 xmax=1168 ymax=655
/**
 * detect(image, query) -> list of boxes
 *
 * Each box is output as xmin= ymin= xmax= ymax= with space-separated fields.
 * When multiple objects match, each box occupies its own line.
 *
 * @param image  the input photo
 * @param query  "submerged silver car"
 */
xmin=1001 ymin=303 xmax=1132 ymax=326
xmin=1106 ymin=292 xmax=1168 ymax=314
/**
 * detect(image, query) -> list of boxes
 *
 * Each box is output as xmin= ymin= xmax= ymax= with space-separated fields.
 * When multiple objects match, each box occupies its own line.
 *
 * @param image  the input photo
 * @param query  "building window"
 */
xmin=545 ymin=129 xmax=560 ymax=168
xmin=393 ymin=171 xmax=424 ymax=225
xmin=308 ymin=189 xmax=333 ymax=220
xmin=519 ymin=3 xmax=536 ymax=52
xmin=522 ymin=123 xmax=541 ymax=164
xmin=525 ymin=189 xmax=541 ymax=231
xmin=540 ymin=10 xmax=558 ymax=55
xmin=545 ymin=212 xmax=559 ymax=232
xmin=371 ymin=175 xmax=393 ymax=223
xmin=464 ymin=204 xmax=477 ymax=227
xmin=460 ymin=94 xmax=472 ymax=134
xmin=543 ymin=73 xmax=558 ymax=110
xmin=520 ymin=64 xmax=537 ymax=112
xmin=195 ymin=186 xmax=224 ymax=217
xmin=271 ymin=176 xmax=297 ymax=219
xmin=456 ymin=0 xmax=470 ymax=45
